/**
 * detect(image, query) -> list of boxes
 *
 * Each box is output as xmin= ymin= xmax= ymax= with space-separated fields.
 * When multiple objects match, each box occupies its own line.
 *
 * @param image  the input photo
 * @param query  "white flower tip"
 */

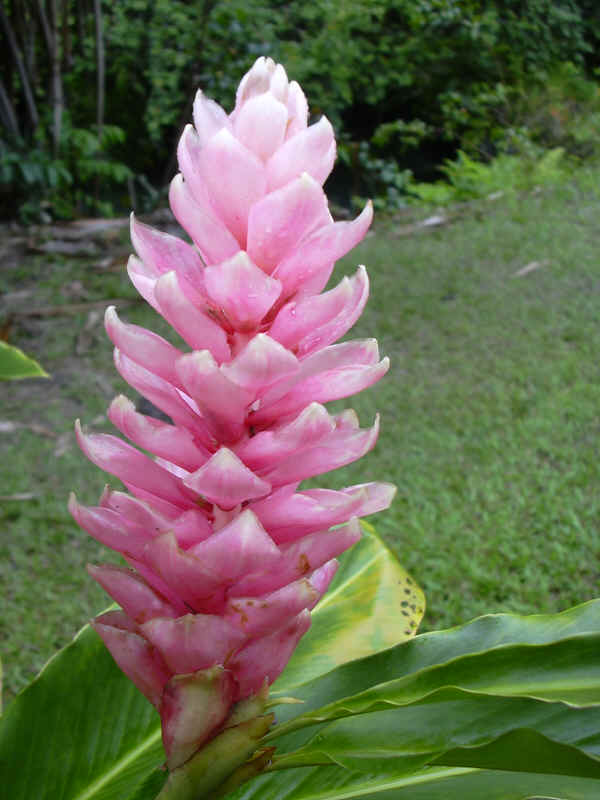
xmin=129 ymin=214 xmax=154 ymax=254
xmin=362 ymin=338 xmax=380 ymax=358
xmin=336 ymin=408 xmax=360 ymax=429
xmin=299 ymin=171 xmax=319 ymax=190
xmin=176 ymin=124 xmax=199 ymax=165
xmin=129 ymin=212 xmax=142 ymax=244
xmin=303 ymin=400 xmax=328 ymax=416
xmin=155 ymin=269 xmax=178 ymax=291
xmin=210 ymin=446 xmax=242 ymax=469
xmin=361 ymin=200 xmax=374 ymax=223
xmin=228 ymin=250 xmax=253 ymax=268
xmin=67 ymin=491 xmax=80 ymax=518
xmin=108 ymin=394 xmax=134 ymax=415
xmin=74 ymin=419 xmax=94 ymax=455
xmin=170 ymin=172 xmax=184 ymax=192
xmin=181 ymin=122 xmax=196 ymax=139
xmin=99 ymin=484 xmax=112 ymax=506
xmin=371 ymin=414 xmax=381 ymax=439
xmin=177 ymin=349 xmax=217 ymax=376
xmin=315 ymin=114 xmax=334 ymax=133
xmin=104 ymin=305 xmax=119 ymax=333
xmin=86 ymin=563 xmax=101 ymax=579
xmin=235 ymin=506 xmax=263 ymax=531
xmin=126 ymin=254 xmax=143 ymax=277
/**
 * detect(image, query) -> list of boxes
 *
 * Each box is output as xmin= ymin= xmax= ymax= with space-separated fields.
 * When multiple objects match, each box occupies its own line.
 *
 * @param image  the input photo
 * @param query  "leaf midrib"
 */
xmin=71 ymin=727 xmax=161 ymax=800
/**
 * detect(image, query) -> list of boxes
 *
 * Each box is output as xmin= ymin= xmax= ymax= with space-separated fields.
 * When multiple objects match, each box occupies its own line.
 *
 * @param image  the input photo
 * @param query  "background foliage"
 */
xmin=3 ymin=0 xmax=600 ymax=220
xmin=4 ymin=168 xmax=600 ymax=702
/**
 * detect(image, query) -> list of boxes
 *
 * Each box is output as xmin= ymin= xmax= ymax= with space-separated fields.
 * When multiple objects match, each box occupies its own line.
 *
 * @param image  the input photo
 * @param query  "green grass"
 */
xmin=2 ymin=169 xmax=600 ymax=704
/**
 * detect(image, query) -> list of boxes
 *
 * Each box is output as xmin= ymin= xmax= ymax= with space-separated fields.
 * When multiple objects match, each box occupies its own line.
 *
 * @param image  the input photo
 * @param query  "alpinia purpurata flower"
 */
xmin=71 ymin=56 xmax=394 ymax=771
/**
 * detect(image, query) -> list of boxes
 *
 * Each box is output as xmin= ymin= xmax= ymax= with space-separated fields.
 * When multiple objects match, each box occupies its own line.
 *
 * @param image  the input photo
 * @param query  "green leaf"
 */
xmin=268 ymin=599 xmax=600 ymax=738
xmin=226 ymin=764 xmax=600 ymax=800
xmin=0 ymin=524 xmax=419 ymax=799
xmin=436 ymin=728 xmax=600 ymax=776
xmin=268 ymin=633 xmax=600 ymax=740
xmin=0 ymin=625 xmax=163 ymax=800
xmin=230 ymin=689 xmax=600 ymax=798
xmin=229 ymin=602 xmax=600 ymax=799
xmin=270 ymin=688 xmax=600 ymax=773
xmin=273 ymin=522 xmax=424 ymax=692
xmin=0 ymin=341 xmax=48 ymax=380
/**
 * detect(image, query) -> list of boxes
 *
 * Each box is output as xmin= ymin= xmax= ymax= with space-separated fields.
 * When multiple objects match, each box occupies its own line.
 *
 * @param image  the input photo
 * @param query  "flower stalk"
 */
xmin=71 ymin=56 xmax=393 ymax=794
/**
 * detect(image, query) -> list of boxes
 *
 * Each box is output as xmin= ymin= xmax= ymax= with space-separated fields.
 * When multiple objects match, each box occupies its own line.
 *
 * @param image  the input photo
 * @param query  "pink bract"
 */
xmin=71 ymin=56 xmax=394 ymax=766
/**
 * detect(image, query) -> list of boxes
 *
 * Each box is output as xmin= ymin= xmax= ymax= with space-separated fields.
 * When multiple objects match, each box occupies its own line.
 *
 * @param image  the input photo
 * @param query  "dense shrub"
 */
xmin=1 ymin=0 xmax=599 ymax=218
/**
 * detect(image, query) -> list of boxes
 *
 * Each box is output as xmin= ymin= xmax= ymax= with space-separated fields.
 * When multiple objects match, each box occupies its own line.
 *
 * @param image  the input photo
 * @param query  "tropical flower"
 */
xmin=70 ymin=56 xmax=393 ymax=771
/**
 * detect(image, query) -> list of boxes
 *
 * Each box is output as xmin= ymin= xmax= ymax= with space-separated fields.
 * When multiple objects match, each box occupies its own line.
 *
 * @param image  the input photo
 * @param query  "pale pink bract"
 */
xmin=71 ymin=56 xmax=394 ymax=767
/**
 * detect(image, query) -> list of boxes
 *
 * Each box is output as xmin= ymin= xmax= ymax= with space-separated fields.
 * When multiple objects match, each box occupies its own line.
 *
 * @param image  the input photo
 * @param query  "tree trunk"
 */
xmin=76 ymin=0 xmax=86 ymax=56
xmin=62 ymin=0 xmax=72 ymax=69
xmin=93 ymin=0 xmax=104 ymax=207
xmin=0 ymin=3 xmax=39 ymax=131
xmin=93 ymin=0 xmax=104 ymax=135
xmin=49 ymin=0 xmax=64 ymax=155
xmin=18 ymin=0 xmax=37 ymax=87
xmin=35 ymin=0 xmax=53 ymax=55
xmin=0 ymin=76 xmax=20 ymax=138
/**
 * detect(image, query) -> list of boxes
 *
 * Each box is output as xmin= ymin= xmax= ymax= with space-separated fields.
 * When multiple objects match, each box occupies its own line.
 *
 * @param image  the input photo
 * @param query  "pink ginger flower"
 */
xmin=70 ymin=57 xmax=393 ymax=770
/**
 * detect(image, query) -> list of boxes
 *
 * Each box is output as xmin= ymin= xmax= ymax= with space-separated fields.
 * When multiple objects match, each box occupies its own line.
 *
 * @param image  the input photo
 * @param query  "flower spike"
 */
xmin=71 ymin=56 xmax=394 ymax=780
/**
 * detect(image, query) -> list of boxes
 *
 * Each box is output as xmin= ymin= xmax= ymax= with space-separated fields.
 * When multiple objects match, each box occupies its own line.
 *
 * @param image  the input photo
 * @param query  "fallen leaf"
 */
xmin=513 ymin=259 xmax=550 ymax=277
xmin=76 ymin=309 xmax=103 ymax=355
xmin=0 ymin=421 xmax=19 ymax=433
xmin=419 ymin=214 xmax=447 ymax=228
xmin=39 ymin=217 xmax=129 ymax=241
xmin=0 ymin=289 xmax=34 ymax=305
xmin=53 ymin=432 xmax=72 ymax=458
xmin=0 ymin=420 xmax=56 ymax=437
xmin=29 ymin=240 xmax=100 ymax=257
xmin=26 ymin=423 xmax=57 ymax=438
xmin=394 ymin=214 xmax=450 ymax=237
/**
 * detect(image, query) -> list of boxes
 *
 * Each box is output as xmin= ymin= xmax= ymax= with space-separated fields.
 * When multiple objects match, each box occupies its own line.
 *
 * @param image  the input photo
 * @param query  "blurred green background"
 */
xmin=3 ymin=0 xmax=600 ymax=219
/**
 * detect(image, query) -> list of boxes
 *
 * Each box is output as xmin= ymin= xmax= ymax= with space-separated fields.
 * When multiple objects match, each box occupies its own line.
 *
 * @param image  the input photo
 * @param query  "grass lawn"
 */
xmin=2 ymin=170 xmax=600 ymax=704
